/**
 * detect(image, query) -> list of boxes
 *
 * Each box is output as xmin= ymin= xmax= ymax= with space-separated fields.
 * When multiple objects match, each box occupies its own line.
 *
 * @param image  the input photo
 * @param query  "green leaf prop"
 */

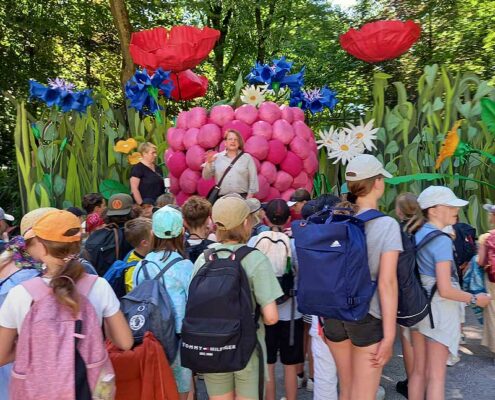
xmin=386 ymin=173 xmax=495 ymax=190
xmin=99 ymin=179 xmax=130 ymax=199
xmin=480 ymin=98 xmax=495 ymax=137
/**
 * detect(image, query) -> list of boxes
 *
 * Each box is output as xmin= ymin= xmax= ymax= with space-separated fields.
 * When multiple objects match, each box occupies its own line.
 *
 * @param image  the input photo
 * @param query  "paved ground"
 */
xmin=197 ymin=307 xmax=495 ymax=399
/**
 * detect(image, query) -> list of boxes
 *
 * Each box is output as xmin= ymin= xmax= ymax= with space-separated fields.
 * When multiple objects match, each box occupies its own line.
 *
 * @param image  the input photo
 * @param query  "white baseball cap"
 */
xmin=0 ymin=207 xmax=14 ymax=222
xmin=417 ymin=186 xmax=468 ymax=210
xmin=483 ymin=203 xmax=495 ymax=213
xmin=345 ymin=154 xmax=392 ymax=181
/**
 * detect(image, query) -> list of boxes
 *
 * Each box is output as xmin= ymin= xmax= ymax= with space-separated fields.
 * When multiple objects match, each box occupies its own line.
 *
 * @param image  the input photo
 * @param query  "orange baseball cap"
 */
xmin=24 ymin=210 xmax=82 ymax=242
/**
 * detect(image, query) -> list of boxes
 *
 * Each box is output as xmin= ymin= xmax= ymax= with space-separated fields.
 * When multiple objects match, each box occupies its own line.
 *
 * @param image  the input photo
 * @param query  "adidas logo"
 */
xmin=330 ymin=240 xmax=341 ymax=248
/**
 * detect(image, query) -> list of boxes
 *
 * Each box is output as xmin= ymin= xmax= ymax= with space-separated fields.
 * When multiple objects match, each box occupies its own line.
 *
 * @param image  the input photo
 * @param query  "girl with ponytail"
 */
xmin=0 ymin=210 xmax=133 ymax=366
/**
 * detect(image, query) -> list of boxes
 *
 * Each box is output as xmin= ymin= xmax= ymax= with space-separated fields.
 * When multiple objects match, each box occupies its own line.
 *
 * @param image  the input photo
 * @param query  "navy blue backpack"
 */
xmin=292 ymin=208 xmax=384 ymax=321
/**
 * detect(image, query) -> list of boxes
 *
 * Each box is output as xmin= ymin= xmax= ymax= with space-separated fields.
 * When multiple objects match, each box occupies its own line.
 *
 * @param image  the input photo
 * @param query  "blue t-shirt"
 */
xmin=415 ymin=223 xmax=454 ymax=277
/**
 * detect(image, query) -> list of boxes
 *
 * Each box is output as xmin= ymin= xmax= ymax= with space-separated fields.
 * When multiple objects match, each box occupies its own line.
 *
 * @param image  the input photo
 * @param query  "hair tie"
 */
xmin=63 ymin=254 xmax=79 ymax=263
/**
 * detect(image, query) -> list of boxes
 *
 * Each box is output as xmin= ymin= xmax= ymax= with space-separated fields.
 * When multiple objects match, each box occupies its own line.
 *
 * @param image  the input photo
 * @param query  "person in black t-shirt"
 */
xmin=130 ymin=142 xmax=165 ymax=205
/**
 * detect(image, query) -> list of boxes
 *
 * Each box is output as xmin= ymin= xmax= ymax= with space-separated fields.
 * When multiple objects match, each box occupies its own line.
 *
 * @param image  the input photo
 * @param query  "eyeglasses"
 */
xmin=226 ymin=138 xmax=239 ymax=142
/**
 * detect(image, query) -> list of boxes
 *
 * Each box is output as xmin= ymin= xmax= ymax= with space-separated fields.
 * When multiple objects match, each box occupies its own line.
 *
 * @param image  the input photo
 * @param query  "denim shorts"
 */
xmin=323 ymin=314 xmax=383 ymax=347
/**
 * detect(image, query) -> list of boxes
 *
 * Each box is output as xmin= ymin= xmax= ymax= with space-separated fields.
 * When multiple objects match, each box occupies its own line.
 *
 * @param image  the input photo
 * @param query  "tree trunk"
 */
xmin=109 ymin=0 xmax=134 ymax=95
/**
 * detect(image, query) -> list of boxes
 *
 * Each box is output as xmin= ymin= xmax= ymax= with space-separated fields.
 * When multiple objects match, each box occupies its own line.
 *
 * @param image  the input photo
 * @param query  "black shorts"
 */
xmin=265 ymin=319 xmax=304 ymax=365
xmin=323 ymin=314 xmax=383 ymax=347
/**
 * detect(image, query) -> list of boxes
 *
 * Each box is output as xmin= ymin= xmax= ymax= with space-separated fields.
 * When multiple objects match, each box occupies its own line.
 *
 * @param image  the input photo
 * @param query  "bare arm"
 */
xmin=247 ymin=155 xmax=259 ymax=195
xmin=104 ymin=311 xmax=134 ymax=350
xmin=373 ymin=250 xmax=399 ymax=367
xmin=261 ymin=301 xmax=279 ymax=325
xmin=478 ymin=243 xmax=488 ymax=267
xmin=436 ymin=262 xmax=473 ymax=302
xmin=0 ymin=327 xmax=17 ymax=366
xmin=130 ymin=177 xmax=142 ymax=205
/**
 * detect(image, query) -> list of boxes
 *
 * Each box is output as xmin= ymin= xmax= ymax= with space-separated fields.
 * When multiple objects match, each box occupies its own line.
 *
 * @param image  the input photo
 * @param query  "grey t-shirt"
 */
xmin=358 ymin=209 xmax=403 ymax=319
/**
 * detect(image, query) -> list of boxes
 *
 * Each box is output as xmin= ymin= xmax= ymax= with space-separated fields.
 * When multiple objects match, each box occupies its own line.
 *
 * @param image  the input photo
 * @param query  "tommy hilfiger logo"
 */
xmin=330 ymin=240 xmax=341 ymax=248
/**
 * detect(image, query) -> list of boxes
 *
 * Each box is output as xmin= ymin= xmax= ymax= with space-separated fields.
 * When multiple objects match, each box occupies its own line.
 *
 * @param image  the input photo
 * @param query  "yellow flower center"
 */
xmin=250 ymin=95 xmax=257 ymax=101
xmin=356 ymin=132 xmax=364 ymax=139
xmin=340 ymin=144 xmax=349 ymax=151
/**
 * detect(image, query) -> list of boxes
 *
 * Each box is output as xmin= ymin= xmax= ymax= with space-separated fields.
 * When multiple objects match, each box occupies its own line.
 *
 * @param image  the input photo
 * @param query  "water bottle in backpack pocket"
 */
xmin=292 ymin=209 xmax=383 ymax=321
xmin=120 ymin=258 xmax=181 ymax=363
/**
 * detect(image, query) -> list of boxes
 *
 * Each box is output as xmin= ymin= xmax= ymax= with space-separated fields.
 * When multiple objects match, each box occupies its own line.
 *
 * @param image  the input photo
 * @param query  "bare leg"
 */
xmin=408 ymin=331 xmax=426 ymax=400
xmin=265 ymin=363 xmax=276 ymax=400
xmin=349 ymin=342 xmax=382 ymax=400
xmin=284 ymin=364 xmax=298 ymax=400
xmin=425 ymin=339 xmax=449 ymax=400
xmin=400 ymin=326 xmax=414 ymax=378
xmin=326 ymin=338 xmax=352 ymax=400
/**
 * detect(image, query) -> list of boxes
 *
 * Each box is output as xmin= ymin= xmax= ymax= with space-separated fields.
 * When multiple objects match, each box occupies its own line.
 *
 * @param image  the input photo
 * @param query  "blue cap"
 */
xmin=152 ymin=206 xmax=183 ymax=239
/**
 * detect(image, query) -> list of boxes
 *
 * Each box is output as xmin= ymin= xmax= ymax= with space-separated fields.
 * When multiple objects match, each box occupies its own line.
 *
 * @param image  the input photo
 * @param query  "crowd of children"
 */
xmin=0 ymin=154 xmax=494 ymax=400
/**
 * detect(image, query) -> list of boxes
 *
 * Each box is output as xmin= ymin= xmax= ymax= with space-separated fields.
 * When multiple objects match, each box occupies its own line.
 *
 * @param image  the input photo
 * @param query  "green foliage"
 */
xmin=368 ymin=64 xmax=495 ymax=233
xmin=13 ymin=96 xmax=170 ymax=212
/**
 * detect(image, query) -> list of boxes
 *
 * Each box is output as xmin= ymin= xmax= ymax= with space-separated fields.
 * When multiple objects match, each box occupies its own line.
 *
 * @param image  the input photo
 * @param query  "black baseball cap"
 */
xmin=265 ymin=199 xmax=291 ymax=226
xmin=287 ymin=188 xmax=311 ymax=207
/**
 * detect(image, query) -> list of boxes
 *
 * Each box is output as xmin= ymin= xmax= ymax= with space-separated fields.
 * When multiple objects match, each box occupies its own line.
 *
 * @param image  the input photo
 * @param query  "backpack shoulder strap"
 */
xmin=416 ymin=230 xmax=450 ymax=251
xmin=21 ymin=277 xmax=52 ymax=301
xmin=154 ymin=256 xmax=183 ymax=281
xmin=233 ymin=246 xmax=257 ymax=262
xmin=76 ymin=273 xmax=99 ymax=297
xmin=355 ymin=209 xmax=385 ymax=223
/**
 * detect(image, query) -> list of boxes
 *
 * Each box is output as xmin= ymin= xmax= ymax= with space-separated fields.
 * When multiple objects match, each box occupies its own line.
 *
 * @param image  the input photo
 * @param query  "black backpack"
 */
xmin=453 ymin=223 xmax=477 ymax=267
xmin=83 ymin=225 xmax=123 ymax=276
xmin=397 ymin=228 xmax=450 ymax=328
xmin=185 ymin=238 xmax=215 ymax=263
xmin=181 ymin=246 xmax=263 ymax=389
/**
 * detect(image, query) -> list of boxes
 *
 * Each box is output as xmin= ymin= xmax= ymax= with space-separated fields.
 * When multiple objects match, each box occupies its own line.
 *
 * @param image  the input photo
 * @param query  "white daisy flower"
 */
xmin=240 ymin=85 xmax=266 ymax=106
xmin=328 ymin=132 xmax=365 ymax=165
xmin=316 ymin=126 xmax=339 ymax=150
xmin=343 ymin=118 xmax=378 ymax=151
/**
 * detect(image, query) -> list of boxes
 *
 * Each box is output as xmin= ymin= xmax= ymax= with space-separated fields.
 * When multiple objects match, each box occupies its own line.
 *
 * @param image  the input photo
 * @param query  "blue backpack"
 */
xmin=103 ymin=251 xmax=138 ymax=298
xmin=292 ymin=208 xmax=384 ymax=321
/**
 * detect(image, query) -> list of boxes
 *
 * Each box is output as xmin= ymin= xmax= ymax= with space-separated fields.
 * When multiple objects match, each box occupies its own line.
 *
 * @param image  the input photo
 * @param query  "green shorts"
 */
xmin=203 ymin=351 xmax=261 ymax=399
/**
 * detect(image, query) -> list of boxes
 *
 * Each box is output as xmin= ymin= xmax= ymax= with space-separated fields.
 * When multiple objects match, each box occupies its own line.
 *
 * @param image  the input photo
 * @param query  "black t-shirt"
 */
xmin=130 ymin=162 xmax=165 ymax=202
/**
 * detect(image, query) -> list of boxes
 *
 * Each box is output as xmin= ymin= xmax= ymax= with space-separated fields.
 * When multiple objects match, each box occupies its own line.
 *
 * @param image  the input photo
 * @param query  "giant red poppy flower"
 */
xmin=130 ymin=26 xmax=221 ymax=72
xmin=169 ymin=70 xmax=208 ymax=101
xmin=340 ymin=20 xmax=421 ymax=63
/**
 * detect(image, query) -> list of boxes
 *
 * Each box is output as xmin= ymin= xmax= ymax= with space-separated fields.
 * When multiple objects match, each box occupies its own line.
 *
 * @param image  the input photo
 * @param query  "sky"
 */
xmin=331 ymin=0 xmax=357 ymax=9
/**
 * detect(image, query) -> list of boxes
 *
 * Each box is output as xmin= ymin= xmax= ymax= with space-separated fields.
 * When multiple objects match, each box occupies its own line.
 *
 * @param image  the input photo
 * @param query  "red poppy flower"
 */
xmin=169 ymin=70 xmax=208 ymax=101
xmin=129 ymin=26 xmax=221 ymax=72
xmin=340 ymin=20 xmax=421 ymax=63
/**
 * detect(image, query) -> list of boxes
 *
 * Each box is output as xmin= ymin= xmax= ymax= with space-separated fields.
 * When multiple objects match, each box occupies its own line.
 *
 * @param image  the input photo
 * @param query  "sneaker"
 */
xmin=280 ymin=397 xmax=287 ymax=400
xmin=447 ymin=354 xmax=461 ymax=367
xmin=297 ymin=376 xmax=304 ymax=389
xmin=396 ymin=379 xmax=408 ymax=398
xmin=306 ymin=378 xmax=314 ymax=392
xmin=376 ymin=385 xmax=386 ymax=400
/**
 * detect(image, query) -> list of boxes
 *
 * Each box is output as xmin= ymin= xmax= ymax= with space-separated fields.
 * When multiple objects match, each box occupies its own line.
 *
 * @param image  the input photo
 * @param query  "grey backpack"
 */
xmin=120 ymin=257 xmax=181 ymax=362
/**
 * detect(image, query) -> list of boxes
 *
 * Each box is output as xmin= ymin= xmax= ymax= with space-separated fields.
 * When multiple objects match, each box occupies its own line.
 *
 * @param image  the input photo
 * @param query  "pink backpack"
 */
xmin=10 ymin=274 xmax=115 ymax=400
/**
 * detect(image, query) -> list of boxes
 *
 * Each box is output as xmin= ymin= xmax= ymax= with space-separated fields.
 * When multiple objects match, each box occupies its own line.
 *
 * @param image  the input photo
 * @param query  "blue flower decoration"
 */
xmin=125 ymin=68 xmax=174 ymax=115
xmin=29 ymin=79 xmax=93 ymax=112
xmin=290 ymin=86 xmax=338 ymax=115
xmin=246 ymin=56 xmax=304 ymax=92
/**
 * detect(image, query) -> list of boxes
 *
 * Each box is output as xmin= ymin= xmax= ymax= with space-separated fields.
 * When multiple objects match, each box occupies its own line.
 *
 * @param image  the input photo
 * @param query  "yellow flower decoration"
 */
xmin=435 ymin=121 xmax=461 ymax=169
xmin=128 ymin=152 xmax=142 ymax=165
xmin=114 ymin=138 xmax=138 ymax=154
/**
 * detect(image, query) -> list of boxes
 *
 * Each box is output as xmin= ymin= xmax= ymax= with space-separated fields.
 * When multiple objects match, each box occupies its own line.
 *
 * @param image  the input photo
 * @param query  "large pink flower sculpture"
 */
xmin=166 ymin=102 xmax=319 ymax=205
